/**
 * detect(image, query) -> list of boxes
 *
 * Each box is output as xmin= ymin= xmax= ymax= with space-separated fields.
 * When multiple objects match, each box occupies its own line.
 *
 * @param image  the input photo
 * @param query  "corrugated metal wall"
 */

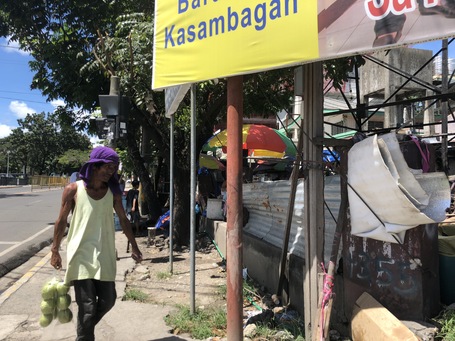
xmin=243 ymin=175 xmax=341 ymax=262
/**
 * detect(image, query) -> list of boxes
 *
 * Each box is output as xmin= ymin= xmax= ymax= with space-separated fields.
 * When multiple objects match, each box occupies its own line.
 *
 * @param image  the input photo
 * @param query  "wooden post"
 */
xmin=301 ymin=62 xmax=325 ymax=341
xmin=226 ymin=75 xmax=244 ymax=341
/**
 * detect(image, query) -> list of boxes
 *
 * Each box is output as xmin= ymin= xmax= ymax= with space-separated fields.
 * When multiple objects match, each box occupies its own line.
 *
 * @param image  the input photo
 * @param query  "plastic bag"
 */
xmin=39 ymin=276 xmax=73 ymax=327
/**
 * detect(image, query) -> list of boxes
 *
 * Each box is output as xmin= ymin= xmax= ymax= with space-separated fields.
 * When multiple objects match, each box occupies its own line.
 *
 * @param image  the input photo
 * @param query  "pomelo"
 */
xmin=41 ymin=281 xmax=57 ymax=300
xmin=56 ymin=282 xmax=70 ymax=296
xmin=56 ymin=294 xmax=71 ymax=310
xmin=40 ymin=299 xmax=55 ymax=315
xmin=39 ymin=313 xmax=54 ymax=327
xmin=57 ymin=309 xmax=73 ymax=324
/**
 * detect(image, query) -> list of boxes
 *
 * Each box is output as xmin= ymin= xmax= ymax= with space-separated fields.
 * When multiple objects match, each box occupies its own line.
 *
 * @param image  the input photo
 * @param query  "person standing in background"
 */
xmin=126 ymin=180 xmax=140 ymax=235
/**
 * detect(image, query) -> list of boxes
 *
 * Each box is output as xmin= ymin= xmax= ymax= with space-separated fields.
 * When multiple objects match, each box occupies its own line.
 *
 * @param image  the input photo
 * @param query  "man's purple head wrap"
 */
xmin=79 ymin=146 xmax=122 ymax=195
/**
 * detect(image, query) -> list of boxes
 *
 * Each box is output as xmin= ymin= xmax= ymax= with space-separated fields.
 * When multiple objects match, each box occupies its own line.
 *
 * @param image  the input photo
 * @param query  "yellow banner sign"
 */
xmin=152 ymin=0 xmax=319 ymax=89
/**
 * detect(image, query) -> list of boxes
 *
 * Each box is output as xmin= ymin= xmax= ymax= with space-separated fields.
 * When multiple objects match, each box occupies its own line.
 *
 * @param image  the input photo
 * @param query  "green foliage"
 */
xmin=165 ymin=280 xmax=305 ymax=340
xmin=323 ymin=55 xmax=365 ymax=90
xmin=4 ymin=112 xmax=90 ymax=175
xmin=156 ymin=271 xmax=172 ymax=280
xmin=123 ymin=288 xmax=149 ymax=303
xmin=164 ymin=305 xmax=227 ymax=339
xmin=165 ymin=303 xmax=305 ymax=340
xmin=116 ymin=148 xmax=133 ymax=177
xmin=216 ymin=284 xmax=227 ymax=298
xmin=0 ymin=138 xmax=14 ymax=174
xmin=435 ymin=308 xmax=455 ymax=341
xmin=57 ymin=149 xmax=90 ymax=173
xmin=254 ymin=325 xmax=299 ymax=340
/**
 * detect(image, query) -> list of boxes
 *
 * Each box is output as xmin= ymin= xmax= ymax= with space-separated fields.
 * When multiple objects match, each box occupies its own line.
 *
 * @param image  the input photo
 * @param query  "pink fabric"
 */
xmin=410 ymin=136 xmax=430 ymax=173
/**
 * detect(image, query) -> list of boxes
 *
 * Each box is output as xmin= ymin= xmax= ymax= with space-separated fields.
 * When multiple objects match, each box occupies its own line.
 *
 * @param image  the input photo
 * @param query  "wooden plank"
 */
xmin=351 ymin=292 xmax=419 ymax=341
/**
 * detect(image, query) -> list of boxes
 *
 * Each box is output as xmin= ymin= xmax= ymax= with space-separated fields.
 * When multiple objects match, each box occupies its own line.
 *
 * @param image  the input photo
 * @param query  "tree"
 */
xmin=0 ymin=2 xmax=295 ymax=245
xmin=6 ymin=112 xmax=91 ymax=175
xmin=0 ymin=2 xmax=292 ymax=244
xmin=57 ymin=149 xmax=90 ymax=174
xmin=0 ymin=138 xmax=14 ymax=174
xmin=1 ymin=2 xmax=356 ymax=245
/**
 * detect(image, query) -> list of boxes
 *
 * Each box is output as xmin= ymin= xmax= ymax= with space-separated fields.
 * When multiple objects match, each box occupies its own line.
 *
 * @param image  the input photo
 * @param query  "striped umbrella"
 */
xmin=198 ymin=153 xmax=226 ymax=170
xmin=202 ymin=124 xmax=297 ymax=158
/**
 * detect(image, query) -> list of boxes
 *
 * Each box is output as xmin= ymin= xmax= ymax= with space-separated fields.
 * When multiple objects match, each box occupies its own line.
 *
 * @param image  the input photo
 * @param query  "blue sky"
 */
xmin=0 ymin=37 xmax=453 ymax=139
xmin=412 ymin=39 xmax=455 ymax=63
xmin=0 ymin=37 xmax=63 ymax=138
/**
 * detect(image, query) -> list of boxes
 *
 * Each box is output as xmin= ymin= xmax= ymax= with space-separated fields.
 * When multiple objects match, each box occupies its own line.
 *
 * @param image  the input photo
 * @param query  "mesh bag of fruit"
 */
xmin=39 ymin=276 xmax=73 ymax=327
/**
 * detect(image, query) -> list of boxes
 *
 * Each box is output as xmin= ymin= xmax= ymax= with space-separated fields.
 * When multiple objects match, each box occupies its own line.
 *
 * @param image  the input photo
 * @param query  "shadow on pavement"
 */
xmin=149 ymin=337 xmax=193 ymax=341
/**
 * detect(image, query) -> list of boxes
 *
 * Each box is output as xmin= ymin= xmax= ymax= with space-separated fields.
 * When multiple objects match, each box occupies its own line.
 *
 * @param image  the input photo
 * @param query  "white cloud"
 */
xmin=2 ymin=37 xmax=29 ymax=56
xmin=0 ymin=124 xmax=12 ymax=138
xmin=50 ymin=99 xmax=66 ymax=108
xmin=9 ymin=101 xmax=37 ymax=119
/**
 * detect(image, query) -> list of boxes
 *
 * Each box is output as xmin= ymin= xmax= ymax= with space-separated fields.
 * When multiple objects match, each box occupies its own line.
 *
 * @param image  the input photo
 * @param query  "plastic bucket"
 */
xmin=206 ymin=199 xmax=224 ymax=220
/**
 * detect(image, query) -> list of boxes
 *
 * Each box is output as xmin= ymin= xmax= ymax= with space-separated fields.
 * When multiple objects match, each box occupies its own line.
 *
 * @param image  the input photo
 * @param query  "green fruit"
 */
xmin=41 ymin=282 xmax=57 ymax=300
xmin=39 ymin=313 xmax=54 ymax=328
xmin=40 ymin=299 xmax=55 ymax=315
xmin=56 ymin=282 xmax=70 ymax=296
xmin=57 ymin=309 xmax=73 ymax=324
xmin=56 ymin=294 xmax=71 ymax=310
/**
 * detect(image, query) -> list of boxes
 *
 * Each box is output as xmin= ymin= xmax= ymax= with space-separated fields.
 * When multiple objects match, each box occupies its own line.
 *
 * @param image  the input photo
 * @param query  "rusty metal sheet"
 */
xmin=343 ymin=224 xmax=440 ymax=321
xmin=242 ymin=175 xmax=340 ymax=262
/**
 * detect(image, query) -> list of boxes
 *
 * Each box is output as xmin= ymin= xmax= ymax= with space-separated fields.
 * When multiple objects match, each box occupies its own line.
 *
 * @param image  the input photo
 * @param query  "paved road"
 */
xmin=0 ymin=186 xmax=63 ymax=288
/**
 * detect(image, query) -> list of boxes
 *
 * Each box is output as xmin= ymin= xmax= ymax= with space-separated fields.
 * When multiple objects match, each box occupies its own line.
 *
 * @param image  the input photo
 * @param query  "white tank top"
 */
xmin=64 ymin=180 xmax=116 ymax=285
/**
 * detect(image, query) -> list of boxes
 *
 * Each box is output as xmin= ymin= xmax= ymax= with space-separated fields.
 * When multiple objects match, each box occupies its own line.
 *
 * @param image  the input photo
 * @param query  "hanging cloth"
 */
xmin=409 ymin=135 xmax=430 ymax=173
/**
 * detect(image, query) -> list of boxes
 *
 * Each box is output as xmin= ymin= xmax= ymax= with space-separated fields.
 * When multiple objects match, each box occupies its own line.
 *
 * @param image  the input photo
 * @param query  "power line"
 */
xmin=0 ymin=90 xmax=43 ymax=97
xmin=0 ymin=44 xmax=20 ymax=49
xmin=0 ymin=96 xmax=50 ymax=105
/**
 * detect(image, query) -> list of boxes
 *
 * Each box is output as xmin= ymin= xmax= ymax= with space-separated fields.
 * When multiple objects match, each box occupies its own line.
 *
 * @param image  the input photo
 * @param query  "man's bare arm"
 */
xmin=50 ymin=182 xmax=77 ymax=269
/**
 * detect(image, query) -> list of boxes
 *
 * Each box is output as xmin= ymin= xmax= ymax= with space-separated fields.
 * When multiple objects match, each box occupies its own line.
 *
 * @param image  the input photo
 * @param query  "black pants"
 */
xmin=73 ymin=279 xmax=116 ymax=341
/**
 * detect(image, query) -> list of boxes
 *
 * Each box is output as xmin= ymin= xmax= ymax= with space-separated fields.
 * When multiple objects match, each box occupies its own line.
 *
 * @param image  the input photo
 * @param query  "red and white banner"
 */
xmin=318 ymin=0 xmax=455 ymax=59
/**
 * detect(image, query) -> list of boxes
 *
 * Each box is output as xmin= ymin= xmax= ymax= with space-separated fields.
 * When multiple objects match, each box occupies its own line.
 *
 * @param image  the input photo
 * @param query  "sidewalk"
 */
xmin=0 ymin=231 xmax=195 ymax=341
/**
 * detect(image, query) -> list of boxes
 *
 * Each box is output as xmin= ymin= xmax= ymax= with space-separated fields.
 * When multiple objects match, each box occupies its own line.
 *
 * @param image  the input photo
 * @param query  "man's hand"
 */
xmin=51 ymin=251 xmax=63 ymax=270
xmin=131 ymin=247 xmax=143 ymax=263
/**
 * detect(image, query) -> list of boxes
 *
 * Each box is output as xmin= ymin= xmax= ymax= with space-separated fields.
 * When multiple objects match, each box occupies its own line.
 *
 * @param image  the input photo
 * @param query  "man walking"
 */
xmin=50 ymin=146 xmax=142 ymax=341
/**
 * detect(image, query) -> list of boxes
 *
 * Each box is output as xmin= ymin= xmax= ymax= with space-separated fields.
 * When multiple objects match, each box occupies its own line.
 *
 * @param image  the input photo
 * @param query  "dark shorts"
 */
xmin=129 ymin=211 xmax=140 ymax=223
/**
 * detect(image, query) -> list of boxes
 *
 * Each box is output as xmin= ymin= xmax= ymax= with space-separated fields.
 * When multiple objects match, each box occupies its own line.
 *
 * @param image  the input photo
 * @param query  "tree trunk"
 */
xmin=172 ymin=165 xmax=191 ymax=246
xmin=154 ymin=155 xmax=164 ymax=192
xmin=126 ymin=123 xmax=161 ymax=224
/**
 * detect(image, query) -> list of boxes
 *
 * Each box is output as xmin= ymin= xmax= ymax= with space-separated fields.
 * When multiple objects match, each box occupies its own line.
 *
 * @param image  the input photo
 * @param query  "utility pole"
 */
xmin=6 ymin=150 xmax=10 ymax=177
xmin=441 ymin=39 xmax=449 ymax=174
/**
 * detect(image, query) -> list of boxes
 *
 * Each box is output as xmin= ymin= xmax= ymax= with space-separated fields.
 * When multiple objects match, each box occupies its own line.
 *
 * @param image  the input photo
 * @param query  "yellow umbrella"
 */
xmin=199 ymin=153 xmax=225 ymax=170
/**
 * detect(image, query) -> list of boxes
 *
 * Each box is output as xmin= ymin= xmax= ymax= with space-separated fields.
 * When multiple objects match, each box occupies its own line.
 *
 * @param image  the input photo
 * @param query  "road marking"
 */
xmin=0 ymin=225 xmax=53 ymax=258
xmin=0 ymin=242 xmax=18 ymax=245
xmin=0 ymin=252 xmax=52 ymax=306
